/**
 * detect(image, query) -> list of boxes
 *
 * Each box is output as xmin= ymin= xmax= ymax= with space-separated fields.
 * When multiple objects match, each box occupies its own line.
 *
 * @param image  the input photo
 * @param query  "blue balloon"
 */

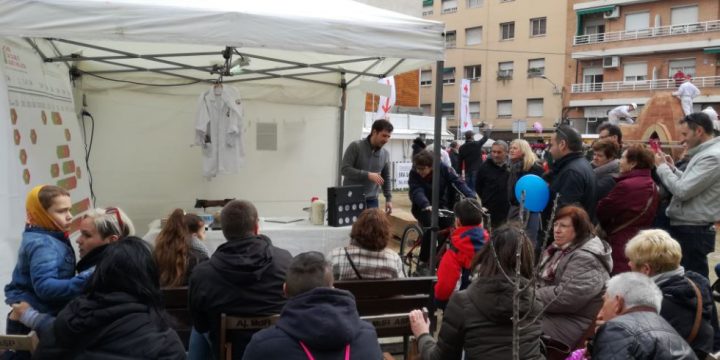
xmin=514 ymin=174 xmax=550 ymax=212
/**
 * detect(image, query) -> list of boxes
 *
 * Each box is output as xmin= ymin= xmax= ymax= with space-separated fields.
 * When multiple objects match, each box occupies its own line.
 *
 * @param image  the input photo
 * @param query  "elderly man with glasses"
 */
xmin=654 ymin=112 xmax=720 ymax=278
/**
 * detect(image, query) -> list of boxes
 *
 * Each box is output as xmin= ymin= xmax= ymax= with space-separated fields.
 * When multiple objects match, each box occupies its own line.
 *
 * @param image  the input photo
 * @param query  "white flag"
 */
xmin=375 ymin=76 xmax=396 ymax=120
xmin=459 ymin=79 xmax=472 ymax=132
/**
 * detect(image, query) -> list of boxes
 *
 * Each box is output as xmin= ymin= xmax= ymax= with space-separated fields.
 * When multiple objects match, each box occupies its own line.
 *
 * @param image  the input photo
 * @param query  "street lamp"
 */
xmin=540 ymin=75 xmax=562 ymax=95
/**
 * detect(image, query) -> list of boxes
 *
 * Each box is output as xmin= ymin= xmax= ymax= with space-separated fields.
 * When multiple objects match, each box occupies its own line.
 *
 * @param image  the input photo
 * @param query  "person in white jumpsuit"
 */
xmin=607 ymin=103 xmax=637 ymax=125
xmin=673 ymin=77 xmax=700 ymax=116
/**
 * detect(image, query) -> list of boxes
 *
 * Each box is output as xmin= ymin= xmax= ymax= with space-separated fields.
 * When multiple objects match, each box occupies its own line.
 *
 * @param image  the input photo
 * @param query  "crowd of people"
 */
xmin=2 ymin=112 xmax=720 ymax=359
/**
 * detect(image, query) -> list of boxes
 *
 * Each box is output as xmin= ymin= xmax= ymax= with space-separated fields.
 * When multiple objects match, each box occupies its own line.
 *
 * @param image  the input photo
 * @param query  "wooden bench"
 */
xmin=219 ymin=314 xmax=280 ymax=360
xmin=161 ymin=287 xmax=191 ymax=349
xmin=0 ymin=331 xmax=39 ymax=354
xmin=335 ymin=276 xmax=437 ymax=356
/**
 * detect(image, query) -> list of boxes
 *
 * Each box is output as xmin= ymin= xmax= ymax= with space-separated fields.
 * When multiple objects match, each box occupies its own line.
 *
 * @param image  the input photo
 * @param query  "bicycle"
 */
xmin=399 ymin=208 xmax=456 ymax=276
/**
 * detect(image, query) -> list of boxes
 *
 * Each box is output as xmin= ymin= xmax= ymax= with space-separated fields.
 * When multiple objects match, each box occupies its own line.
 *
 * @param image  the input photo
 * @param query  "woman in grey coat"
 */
xmin=537 ymin=205 xmax=612 ymax=353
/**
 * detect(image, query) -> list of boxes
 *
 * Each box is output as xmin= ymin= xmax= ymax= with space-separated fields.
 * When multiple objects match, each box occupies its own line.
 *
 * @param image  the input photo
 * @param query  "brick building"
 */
xmin=564 ymin=0 xmax=720 ymax=138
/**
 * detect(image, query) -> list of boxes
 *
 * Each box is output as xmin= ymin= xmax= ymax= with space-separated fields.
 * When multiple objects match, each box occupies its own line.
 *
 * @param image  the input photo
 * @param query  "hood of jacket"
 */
xmin=276 ymin=287 xmax=362 ymax=350
xmin=593 ymin=159 xmax=619 ymax=178
xmin=58 ymin=292 xmax=152 ymax=337
xmin=467 ymin=276 xmax=541 ymax=324
xmin=573 ymin=236 xmax=613 ymax=274
xmin=210 ymin=234 xmax=276 ymax=285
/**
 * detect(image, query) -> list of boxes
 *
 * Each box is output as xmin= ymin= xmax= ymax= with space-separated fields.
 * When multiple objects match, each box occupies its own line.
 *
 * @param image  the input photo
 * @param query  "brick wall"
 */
xmin=365 ymin=70 xmax=419 ymax=111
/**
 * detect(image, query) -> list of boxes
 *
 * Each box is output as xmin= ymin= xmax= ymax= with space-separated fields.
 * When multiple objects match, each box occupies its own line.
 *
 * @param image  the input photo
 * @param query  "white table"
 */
xmin=143 ymin=218 xmax=351 ymax=256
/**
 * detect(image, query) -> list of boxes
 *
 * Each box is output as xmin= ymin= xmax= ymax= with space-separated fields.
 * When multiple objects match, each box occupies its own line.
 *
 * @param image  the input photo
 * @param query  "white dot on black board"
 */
xmin=339 ymin=218 xmax=344 ymax=224
xmin=345 ymin=205 xmax=350 ymax=211
xmin=345 ymin=217 xmax=350 ymax=223
xmin=352 ymin=216 xmax=357 ymax=222
xmin=352 ymin=204 xmax=357 ymax=210
xmin=348 ymin=191 xmax=353 ymax=197
xmin=359 ymin=203 xmax=364 ymax=209
xmin=338 ymin=205 xmax=343 ymax=212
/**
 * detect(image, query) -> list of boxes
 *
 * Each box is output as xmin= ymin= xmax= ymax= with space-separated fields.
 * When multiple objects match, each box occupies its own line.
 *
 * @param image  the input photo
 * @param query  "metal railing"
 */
xmin=571 ymin=76 xmax=720 ymax=93
xmin=574 ymin=19 xmax=720 ymax=45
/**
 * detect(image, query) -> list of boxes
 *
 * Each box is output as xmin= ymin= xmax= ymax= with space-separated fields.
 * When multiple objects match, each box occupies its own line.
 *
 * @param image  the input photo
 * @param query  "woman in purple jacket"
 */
xmin=597 ymin=144 xmax=659 ymax=274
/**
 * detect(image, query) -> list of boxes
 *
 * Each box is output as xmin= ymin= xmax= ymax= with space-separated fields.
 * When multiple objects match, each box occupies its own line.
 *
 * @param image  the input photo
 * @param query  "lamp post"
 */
xmin=540 ymin=75 xmax=565 ymax=127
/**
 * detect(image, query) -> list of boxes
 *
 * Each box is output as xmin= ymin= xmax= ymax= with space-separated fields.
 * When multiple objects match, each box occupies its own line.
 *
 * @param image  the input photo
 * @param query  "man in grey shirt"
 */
xmin=341 ymin=119 xmax=393 ymax=213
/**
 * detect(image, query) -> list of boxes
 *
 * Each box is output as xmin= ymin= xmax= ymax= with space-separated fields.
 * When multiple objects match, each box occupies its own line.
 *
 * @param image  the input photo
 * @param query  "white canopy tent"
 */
xmin=0 ymin=0 xmax=448 ymax=328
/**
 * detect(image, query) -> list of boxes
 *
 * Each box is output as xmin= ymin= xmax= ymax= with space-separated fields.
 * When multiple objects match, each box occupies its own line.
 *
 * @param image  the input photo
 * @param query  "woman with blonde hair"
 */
xmin=507 ymin=139 xmax=544 ymax=246
xmin=625 ymin=229 xmax=718 ymax=358
xmin=153 ymin=209 xmax=208 ymax=287
xmin=76 ymin=207 xmax=135 ymax=272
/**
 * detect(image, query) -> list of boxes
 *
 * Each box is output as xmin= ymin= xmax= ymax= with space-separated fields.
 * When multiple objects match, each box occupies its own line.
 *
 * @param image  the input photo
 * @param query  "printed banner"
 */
xmin=374 ymin=76 xmax=396 ymax=120
xmin=459 ymin=79 xmax=472 ymax=133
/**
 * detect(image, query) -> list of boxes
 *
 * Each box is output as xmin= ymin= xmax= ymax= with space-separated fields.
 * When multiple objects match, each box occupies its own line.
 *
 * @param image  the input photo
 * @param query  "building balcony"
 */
xmin=573 ymin=19 xmax=720 ymax=46
xmin=571 ymin=76 xmax=720 ymax=94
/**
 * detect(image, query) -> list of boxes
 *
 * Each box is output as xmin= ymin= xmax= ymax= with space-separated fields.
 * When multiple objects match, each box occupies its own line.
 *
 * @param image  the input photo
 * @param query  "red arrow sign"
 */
xmin=463 ymin=83 xmax=469 ymax=93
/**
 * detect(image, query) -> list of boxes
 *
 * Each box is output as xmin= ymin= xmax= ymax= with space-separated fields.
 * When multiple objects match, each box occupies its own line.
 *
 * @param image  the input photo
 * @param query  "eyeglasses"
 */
xmin=105 ymin=207 xmax=124 ymax=234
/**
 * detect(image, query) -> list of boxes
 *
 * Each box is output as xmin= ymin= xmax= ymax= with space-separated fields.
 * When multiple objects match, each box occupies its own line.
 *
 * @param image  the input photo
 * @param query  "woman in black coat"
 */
xmin=11 ymin=237 xmax=186 ymax=360
xmin=408 ymin=224 xmax=544 ymax=360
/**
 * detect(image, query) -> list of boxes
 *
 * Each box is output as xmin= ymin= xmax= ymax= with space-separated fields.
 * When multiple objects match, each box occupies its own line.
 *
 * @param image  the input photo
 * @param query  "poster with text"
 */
xmin=2 ymin=38 xmax=92 ymax=229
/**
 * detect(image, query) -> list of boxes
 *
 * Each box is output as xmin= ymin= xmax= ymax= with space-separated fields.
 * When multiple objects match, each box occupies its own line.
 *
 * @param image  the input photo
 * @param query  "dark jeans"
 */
xmin=412 ymin=208 xmax=455 ymax=263
xmin=365 ymin=197 xmax=379 ymax=209
xmin=669 ymin=224 xmax=716 ymax=278
xmin=2 ymin=314 xmax=32 ymax=360
xmin=465 ymin=172 xmax=477 ymax=195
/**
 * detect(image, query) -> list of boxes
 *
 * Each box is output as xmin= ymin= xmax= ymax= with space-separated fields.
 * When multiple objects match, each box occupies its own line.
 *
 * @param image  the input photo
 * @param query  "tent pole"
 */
xmin=337 ymin=73 xmax=347 ymax=187
xmin=346 ymin=59 xmax=384 ymax=86
xmin=429 ymin=60 xmax=444 ymax=276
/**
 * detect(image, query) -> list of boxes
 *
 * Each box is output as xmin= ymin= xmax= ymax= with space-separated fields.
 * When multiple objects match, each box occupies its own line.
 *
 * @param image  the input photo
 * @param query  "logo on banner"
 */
xmin=459 ymin=79 xmax=472 ymax=132
xmin=2 ymin=45 xmax=27 ymax=71
xmin=375 ymin=76 xmax=396 ymax=120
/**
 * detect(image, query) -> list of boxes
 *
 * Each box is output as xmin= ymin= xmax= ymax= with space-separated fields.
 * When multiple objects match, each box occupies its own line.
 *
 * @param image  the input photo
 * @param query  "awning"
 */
xmin=576 ymin=5 xmax=616 ymax=16
xmin=704 ymin=47 xmax=720 ymax=54
xmin=576 ymin=5 xmax=616 ymax=35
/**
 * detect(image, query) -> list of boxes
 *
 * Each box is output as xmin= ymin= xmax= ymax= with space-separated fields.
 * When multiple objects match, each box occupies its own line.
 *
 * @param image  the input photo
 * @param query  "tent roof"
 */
xmin=0 ymin=0 xmax=444 ymax=89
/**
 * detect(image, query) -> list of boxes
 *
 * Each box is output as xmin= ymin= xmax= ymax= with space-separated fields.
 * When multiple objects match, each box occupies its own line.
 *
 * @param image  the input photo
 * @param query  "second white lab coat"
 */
xmin=195 ymin=86 xmax=245 ymax=178
xmin=607 ymin=105 xmax=634 ymax=125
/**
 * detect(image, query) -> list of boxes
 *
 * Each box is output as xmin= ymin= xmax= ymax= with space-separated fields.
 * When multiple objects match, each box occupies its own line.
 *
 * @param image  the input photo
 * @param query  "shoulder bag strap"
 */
xmin=610 ymin=186 xmax=656 ymax=235
xmin=686 ymin=277 xmax=703 ymax=344
xmin=344 ymin=247 xmax=363 ymax=280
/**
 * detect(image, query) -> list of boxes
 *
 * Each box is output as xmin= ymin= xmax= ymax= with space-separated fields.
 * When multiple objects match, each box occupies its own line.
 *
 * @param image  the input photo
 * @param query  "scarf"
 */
xmin=540 ymin=243 xmax=573 ymax=283
xmin=26 ymin=185 xmax=62 ymax=232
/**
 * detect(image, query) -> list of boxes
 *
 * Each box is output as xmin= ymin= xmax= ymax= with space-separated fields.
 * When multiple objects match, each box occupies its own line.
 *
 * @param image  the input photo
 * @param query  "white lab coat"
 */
xmin=195 ymin=86 xmax=244 ymax=178
xmin=673 ymin=81 xmax=700 ymax=116
xmin=607 ymin=105 xmax=634 ymax=125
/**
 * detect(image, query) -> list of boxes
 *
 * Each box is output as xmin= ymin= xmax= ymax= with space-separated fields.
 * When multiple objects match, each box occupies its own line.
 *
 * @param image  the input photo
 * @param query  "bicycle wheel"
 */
xmin=399 ymin=224 xmax=423 ymax=276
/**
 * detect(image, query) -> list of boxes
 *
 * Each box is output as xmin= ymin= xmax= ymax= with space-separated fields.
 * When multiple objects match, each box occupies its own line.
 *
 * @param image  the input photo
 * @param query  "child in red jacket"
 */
xmin=434 ymin=198 xmax=488 ymax=307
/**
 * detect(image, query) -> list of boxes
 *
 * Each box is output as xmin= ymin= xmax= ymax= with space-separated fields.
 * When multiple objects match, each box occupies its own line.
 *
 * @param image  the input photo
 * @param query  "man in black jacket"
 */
xmin=458 ymin=124 xmax=493 ymax=191
xmin=242 ymin=252 xmax=382 ymax=359
xmin=189 ymin=200 xmax=292 ymax=360
xmin=544 ymin=125 xmax=597 ymax=222
xmin=475 ymin=140 xmax=509 ymax=230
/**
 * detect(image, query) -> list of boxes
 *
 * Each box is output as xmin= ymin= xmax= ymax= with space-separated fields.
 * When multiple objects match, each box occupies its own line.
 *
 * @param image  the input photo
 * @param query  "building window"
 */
xmin=420 ymin=70 xmax=432 ymax=86
xmin=421 ymin=104 xmax=432 ymax=116
xmin=582 ymin=67 xmax=603 ymax=92
xmin=445 ymin=31 xmax=457 ymax=48
xmin=443 ymin=67 xmax=456 ymax=85
xmin=671 ymin=5 xmax=698 ymax=25
xmin=530 ymin=17 xmax=547 ymax=37
xmin=668 ymin=59 xmax=696 ymax=78
xmin=469 ymin=102 xmax=480 ymax=119
xmin=500 ymin=22 xmax=515 ymax=40
xmin=442 ymin=0 xmax=458 ymax=14
xmin=464 ymin=65 xmax=481 ymax=80
xmin=442 ymin=102 xmax=455 ymax=120
xmin=625 ymin=12 xmax=649 ymax=31
xmin=527 ymin=58 xmax=545 ymax=77
xmin=467 ymin=0 xmax=483 ymax=8
xmin=623 ymin=62 xmax=647 ymax=83
xmin=527 ymin=98 xmax=544 ymax=117
xmin=497 ymin=100 xmax=512 ymax=117
xmin=497 ymin=61 xmax=513 ymax=79
xmin=465 ymin=26 xmax=483 ymax=46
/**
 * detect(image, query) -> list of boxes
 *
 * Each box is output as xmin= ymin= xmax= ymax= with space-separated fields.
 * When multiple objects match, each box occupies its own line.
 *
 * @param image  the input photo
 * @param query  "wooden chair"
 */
xmin=161 ymin=287 xmax=191 ymax=349
xmin=218 ymin=314 xmax=279 ymax=360
xmin=0 ymin=331 xmax=39 ymax=354
xmin=335 ymin=276 xmax=437 ymax=356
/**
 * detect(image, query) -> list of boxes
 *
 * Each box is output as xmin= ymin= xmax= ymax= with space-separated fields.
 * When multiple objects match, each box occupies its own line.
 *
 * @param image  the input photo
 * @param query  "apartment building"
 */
xmin=420 ymin=0 xmax=567 ymax=139
xmin=565 ymin=0 xmax=720 ymax=134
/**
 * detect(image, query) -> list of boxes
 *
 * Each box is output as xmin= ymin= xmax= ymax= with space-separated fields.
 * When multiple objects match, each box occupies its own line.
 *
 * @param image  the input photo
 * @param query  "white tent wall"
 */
xmin=81 ymin=89 xmax=340 ymax=235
